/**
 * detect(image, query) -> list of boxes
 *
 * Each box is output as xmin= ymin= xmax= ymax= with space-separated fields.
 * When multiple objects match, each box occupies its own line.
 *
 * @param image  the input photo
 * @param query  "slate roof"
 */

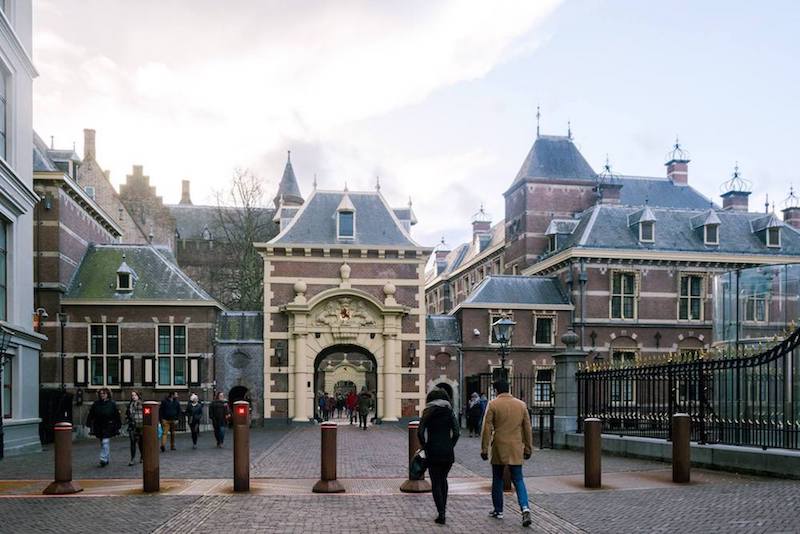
xmin=169 ymin=204 xmax=278 ymax=242
xmin=425 ymin=221 xmax=504 ymax=284
xmin=426 ymin=315 xmax=461 ymax=344
xmin=274 ymin=153 xmax=303 ymax=207
xmin=33 ymin=132 xmax=59 ymax=172
xmin=268 ymin=190 xmax=419 ymax=247
xmin=65 ymin=244 xmax=219 ymax=304
xmin=461 ymin=275 xmax=570 ymax=307
xmin=616 ymin=176 xmax=714 ymax=209
xmin=513 ymin=135 xmax=597 ymax=185
xmin=556 ymin=205 xmax=800 ymax=256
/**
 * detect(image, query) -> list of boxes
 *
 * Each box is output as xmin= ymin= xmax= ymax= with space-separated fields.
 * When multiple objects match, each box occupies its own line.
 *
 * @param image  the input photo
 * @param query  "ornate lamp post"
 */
xmin=406 ymin=342 xmax=417 ymax=372
xmin=492 ymin=317 xmax=515 ymax=381
xmin=0 ymin=327 xmax=13 ymax=459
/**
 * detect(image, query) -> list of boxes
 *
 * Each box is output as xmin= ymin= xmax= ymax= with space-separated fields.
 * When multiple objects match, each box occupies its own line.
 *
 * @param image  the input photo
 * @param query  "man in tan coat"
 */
xmin=480 ymin=379 xmax=533 ymax=527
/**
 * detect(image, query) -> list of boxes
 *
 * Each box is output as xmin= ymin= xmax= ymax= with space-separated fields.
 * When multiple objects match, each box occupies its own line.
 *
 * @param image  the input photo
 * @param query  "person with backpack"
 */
xmin=86 ymin=388 xmax=122 ymax=467
xmin=418 ymin=387 xmax=460 ymax=525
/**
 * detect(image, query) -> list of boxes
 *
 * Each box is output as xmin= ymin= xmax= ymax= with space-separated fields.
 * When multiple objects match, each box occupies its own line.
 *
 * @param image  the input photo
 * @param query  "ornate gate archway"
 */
xmin=313 ymin=344 xmax=377 ymax=420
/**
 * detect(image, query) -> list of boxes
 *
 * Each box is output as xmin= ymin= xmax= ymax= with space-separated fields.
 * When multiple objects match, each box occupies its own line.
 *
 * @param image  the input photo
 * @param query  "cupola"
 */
xmin=665 ymin=137 xmax=690 ymax=186
xmin=720 ymin=163 xmax=751 ymax=212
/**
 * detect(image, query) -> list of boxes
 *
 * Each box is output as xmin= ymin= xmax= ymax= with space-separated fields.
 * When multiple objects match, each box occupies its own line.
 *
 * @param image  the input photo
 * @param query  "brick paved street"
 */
xmin=0 ymin=422 xmax=799 ymax=533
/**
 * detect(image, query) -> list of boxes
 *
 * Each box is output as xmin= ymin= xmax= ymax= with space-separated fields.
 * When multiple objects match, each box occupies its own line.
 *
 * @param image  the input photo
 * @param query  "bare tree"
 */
xmin=212 ymin=169 xmax=273 ymax=310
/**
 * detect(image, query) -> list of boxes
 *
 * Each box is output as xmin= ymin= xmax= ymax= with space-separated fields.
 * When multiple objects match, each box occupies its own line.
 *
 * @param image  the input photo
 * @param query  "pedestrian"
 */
xmin=210 ymin=392 xmax=230 ymax=447
xmin=125 ymin=390 xmax=144 ymax=466
xmin=159 ymin=391 xmax=181 ymax=452
xmin=318 ymin=391 xmax=327 ymax=422
xmin=357 ymin=386 xmax=372 ymax=429
xmin=480 ymin=379 xmax=533 ymax=528
xmin=346 ymin=390 xmax=358 ymax=424
xmin=466 ymin=392 xmax=482 ymax=437
xmin=326 ymin=394 xmax=336 ymax=421
xmin=85 ymin=387 xmax=121 ymax=467
xmin=336 ymin=394 xmax=345 ymax=419
xmin=185 ymin=393 xmax=203 ymax=449
xmin=478 ymin=393 xmax=488 ymax=431
xmin=418 ymin=387 xmax=460 ymax=525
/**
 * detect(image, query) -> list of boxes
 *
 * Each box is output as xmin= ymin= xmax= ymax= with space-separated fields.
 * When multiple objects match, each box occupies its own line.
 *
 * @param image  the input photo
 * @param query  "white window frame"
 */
xmin=767 ymin=227 xmax=781 ymax=248
xmin=744 ymin=293 xmax=768 ymax=323
xmin=533 ymin=313 xmax=556 ymax=346
xmin=337 ymin=210 xmax=355 ymax=239
xmin=678 ymin=273 xmax=705 ymax=321
xmin=155 ymin=324 xmax=188 ymax=388
xmin=488 ymin=311 xmax=514 ymax=346
xmin=610 ymin=270 xmax=638 ymax=320
xmin=639 ymin=221 xmax=654 ymax=242
xmin=87 ymin=324 xmax=121 ymax=388
xmin=547 ymin=234 xmax=557 ymax=252
xmin=704 ymin=224 xmax=719 ymax=245
xmin=117 ymin=272 xmax=132 ymax=291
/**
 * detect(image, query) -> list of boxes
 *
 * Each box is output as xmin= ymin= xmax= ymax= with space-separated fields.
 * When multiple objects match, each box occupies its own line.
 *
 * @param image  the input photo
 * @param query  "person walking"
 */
xmin=210 ymin=392 xmax=230 ymax=448
xmin=480 ymin=379 xmax=533 ymax=528
xmin=318 ymin=392 xmax=327 ymax=422
xmin=357 ymin=386 xmax=372 ymax=429
xmin=466 ymin=392 xmax=482 ymax=437
xmin=159 ymin=391 xmax=181 ymax=452
xmin=125 ymin=391 xmax=144 ymax=466
xmin=346 ymin=390 xmax=358 ymax=425
xmin=418 ymin=388 xmax=460 ymax=525
xmin=478 ymin=393 xmax=489 ymax=431
xmin=86 ymin=388 xmax=121 ymax=467
xmin=185 ymin=393 xmax=203 ymax=449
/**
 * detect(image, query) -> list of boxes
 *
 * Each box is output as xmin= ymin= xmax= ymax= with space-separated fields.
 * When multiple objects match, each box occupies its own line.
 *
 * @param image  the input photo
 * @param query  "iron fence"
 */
xmin=577 ymin=326 xmax=800 ymax=450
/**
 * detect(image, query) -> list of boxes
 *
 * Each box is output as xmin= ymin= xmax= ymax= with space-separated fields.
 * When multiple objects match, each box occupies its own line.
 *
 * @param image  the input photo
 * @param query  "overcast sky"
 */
xmin=33 ymin=0 xmax=800 ymax=247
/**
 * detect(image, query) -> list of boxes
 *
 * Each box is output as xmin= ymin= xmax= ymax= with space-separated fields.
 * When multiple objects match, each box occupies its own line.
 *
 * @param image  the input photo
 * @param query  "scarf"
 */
xmin=426 ymin=399 xmax=452 ymax=411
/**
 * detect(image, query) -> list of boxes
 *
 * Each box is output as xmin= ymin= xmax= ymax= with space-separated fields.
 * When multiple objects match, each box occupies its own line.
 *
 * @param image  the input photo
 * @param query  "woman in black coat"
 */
xmin=418 ymin=387 xmax=460 ymax=525
xmin=86 ymin=388 xmax=122 ymax=467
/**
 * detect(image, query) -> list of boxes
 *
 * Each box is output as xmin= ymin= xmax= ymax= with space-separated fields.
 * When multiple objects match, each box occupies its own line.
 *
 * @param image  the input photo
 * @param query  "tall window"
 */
xmin=610 ymin=272 xmax=637 ymax=319
xmin=338 ymin=211 xmax=354 ymax=239
xmin=534 ymin=368 xmax=553 ymax=403
xmin=704 ymin=224 xmax=719 ymax=245
xmin=745 ymin=293 xmax=767 ymax=322
xmin=639 ymin=221 xmax=654 ymax=242
xmin=679 ymin=274 xmax=704 ymax=321
xmin=767 ymin=227 xmax=780 ymax=247
xmin=89 ymin=324 xmax=120 ymax=386
xmin=2 ymin=357 xmax=10 ymax=419
xmin=0 ymin=68 xmax=6 ymax=160
xmin=157 ymin=325 xmax=187 ymax=387
xmin=534 ymin=315 xmax=554 ymax=345
xmin=0 ymin=221 xmax=6 ymax=322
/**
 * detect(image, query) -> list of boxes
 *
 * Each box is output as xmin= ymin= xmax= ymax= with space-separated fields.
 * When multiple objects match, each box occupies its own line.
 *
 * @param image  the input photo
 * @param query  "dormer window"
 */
xmin=338 ymin=211 xmax=354 ymax=238
xmin=704 ymin=224 xmax=719 ymax=245
xmin=548 ymin=234 xmax=557 ymax=252
xmin=639 ymin=221 xmax=654 ymax=242
xmin=767 ymin=227 xmax=780 ymax=247
xmin=117 ymin=272 xmax=131 ymax=291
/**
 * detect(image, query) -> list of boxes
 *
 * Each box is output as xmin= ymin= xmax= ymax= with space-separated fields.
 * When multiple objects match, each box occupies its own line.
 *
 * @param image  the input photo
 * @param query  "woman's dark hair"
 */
xmin=98 ymin=387 xmax=112 ymax=399
xmin=426 ymin=387 xmax=451 ymax=404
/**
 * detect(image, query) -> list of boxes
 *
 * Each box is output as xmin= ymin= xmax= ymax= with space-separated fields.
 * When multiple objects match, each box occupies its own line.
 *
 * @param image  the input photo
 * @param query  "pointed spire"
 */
xmin=765 ymin=194 xmax=770 ymax=214
xmin=344 ymin=181 xmax=348 ymax=192
xmin=273 ymin=149 xmax=304 ymax=208
xmin=375 ymin=176 xmax=381 ymax=191
xmin=313 ymin=173 xmax=317 ymax=190
xmin=567 ymin=120 xmax=572 ymax=140
xmin=408 ymin=196 xmax=413 ymax=208
xmin=536 ymin=105 xmax=541 ymax=138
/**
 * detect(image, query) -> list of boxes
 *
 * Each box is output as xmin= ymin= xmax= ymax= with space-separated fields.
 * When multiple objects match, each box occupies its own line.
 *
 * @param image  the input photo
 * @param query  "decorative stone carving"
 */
xmin=314 ymin=297 xmax=377 ymax=328
xmin=383 ymin=282 xmax=396 ymax=296
xmin=340 ymin=263 xmax=351 ymax=280
xmin=294 ymin=280 xmax=307 ymax=295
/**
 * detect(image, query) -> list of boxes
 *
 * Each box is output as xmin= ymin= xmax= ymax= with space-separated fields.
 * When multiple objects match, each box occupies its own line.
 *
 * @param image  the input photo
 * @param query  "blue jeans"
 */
xmin=99 ymin=438 xmax=111 ymax=464
xmin=491 ymin=464 xmax=529 ymax=513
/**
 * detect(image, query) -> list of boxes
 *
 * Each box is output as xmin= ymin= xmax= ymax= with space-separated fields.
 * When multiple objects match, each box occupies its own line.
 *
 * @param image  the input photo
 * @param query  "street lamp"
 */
xmin=57 ymin=313 xmax=68 ymax=391
xmin=406 ymin=342 xmax=417 ymax=372
xmin=275 ymin=341 xmax=285 ymax=372
xmin=492 ymin=317 xmax=515 ymax=371
xmin=0 ymin=327 xmax=13 ymax=460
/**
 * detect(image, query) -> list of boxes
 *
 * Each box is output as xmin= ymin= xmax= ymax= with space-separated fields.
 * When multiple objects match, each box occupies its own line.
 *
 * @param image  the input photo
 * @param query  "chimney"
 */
xmin=471 ymin=205 xmax=492 ymax=251
xmin=664 ymin=138 xmax=690 ymax=186
xmin=721 ymin=191 xmax=750 ymax=212
xmin=180 ymin=179 xmax=192 ymax=205
xmin=84 ymin=128 xmax=96 ymax=161
xmin=782 ymin=206 xmax=800 ymax=230
xmin=434 ymin=238 xmax=450 ymax=275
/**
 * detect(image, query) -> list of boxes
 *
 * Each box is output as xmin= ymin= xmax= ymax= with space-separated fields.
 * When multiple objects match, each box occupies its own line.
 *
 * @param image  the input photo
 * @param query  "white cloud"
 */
xmin=33 ymin=0 xmax=560 ymax=244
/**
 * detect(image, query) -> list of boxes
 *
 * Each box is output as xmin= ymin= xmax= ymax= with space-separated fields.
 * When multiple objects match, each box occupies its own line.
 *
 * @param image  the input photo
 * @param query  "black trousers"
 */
xmin=358 ymin=411 xmax=368 ymax=428
xmin=189 ymin=422 xmax=200 ymax=445
xmin=129 ymin=427 xmax=143 ymax=460
xmin=428 ymin=461 xmax=453 ymax=515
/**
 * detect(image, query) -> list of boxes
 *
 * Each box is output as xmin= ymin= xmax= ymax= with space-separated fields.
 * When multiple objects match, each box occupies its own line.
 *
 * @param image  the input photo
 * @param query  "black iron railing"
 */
xmin=577 ymin=327 xmax=800 ymax=450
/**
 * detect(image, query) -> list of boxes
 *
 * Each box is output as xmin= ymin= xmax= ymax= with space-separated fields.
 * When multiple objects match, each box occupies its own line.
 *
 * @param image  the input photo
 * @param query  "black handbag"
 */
xmin=410 ymin=449 xmax=427 ymax=480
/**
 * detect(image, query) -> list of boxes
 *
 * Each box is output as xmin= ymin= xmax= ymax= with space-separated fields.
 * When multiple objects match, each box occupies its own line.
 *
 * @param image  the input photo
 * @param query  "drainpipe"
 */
xmin=457 ymin=344 xmax=464 ymax=427
xmin=579 ymin=261 xmax=588 ymax=350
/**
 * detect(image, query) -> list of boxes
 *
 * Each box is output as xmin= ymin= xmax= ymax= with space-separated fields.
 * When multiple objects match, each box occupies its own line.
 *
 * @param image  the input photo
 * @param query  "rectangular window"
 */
xmin=534 ymin=315 xmax=554 ymax=345
xmin=88 ymin=324 xmax=122 ymax=387
xmin=610 ymin=272 xmax=637 ymax=319
xmin=158 ymin=357 xmax=171 ymax=386
xmin=158 ymin=326 xmax=171 ymax=354
xmin=547 ymin=234 xmax=556 ymax=252
xmin=106 ymin=325 xmax=119 ymax=354
xmin=0 ymin=222 xmax=6 ymax=322
xmin=156 ymin=324 xmax=191 ymax=387
xmin=639 ymin=221 xmax=654 ymax=242
xmin=745 ymin=294 xmax=767 ymax=322
xmin=173 ymin=326 xmax=186 ymax=354
xmin=2 ymin=357 xmax=10 ymax=419
xmin=489 ymin=313 xmax=513 ymax=345
xmin=90 ymin=325 xmax=104 ymax=355
xmin=338 ymin=211 xmax=354 ymax=238
xmin=106 ymin=356 xmax=119 ymax=386
xmin=705 ymin=224 xmax=719 ymax=245
xmin=767 ymin=227 xmax=780 ymax=247
xmin=679 ymin=274 xmax=704 ymax=321
xmin=611 ymin=351 xmax=636 ymax=403
xmin=121 ymin=356 xmax=133 ymax=386
xmin=534 ymin=368 xmax=552 ymax=403
xmin=142 ymin=357 xmax=155 ymax=387
xmin=90 ymin=356 xmax=104 ymax=386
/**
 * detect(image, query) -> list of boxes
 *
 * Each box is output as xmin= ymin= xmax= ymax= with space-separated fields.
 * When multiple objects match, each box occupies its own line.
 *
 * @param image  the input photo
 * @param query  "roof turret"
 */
xmin=273 ymin=150 xmax=304 ymax=208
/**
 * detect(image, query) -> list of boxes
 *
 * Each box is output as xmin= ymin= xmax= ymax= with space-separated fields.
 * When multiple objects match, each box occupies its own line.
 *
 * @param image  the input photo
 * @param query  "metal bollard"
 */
xmin=312 ymin=422 xmax=344 ymax=493
xmin=584 ymin=418 xmax=602 ymax=489
xmin=400 ymin=421 xmax=431 ymax=493
xmin=672 ymin=413 xmax=691 ymax=483
xmin=233 ymin=401 xmax=250 ymax=492
xmin=142 ymin=401 xmax=160 ymax=493
xmin=43 ymin=422 xmax=82 ymax=495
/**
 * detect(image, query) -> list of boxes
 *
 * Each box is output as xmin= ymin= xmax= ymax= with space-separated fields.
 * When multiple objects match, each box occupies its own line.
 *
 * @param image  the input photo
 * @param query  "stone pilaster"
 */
xmin=552 ymin=330 xmax=586 ymax=447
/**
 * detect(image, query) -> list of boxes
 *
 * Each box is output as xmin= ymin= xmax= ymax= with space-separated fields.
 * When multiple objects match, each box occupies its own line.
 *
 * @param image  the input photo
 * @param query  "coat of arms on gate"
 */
xmin=315 ymin=298 xmax=376 ymax=327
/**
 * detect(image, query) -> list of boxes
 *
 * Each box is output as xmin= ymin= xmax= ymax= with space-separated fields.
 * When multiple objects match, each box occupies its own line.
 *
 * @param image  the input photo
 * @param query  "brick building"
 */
xmin=257 ymin=186 xmax=429 ymax=422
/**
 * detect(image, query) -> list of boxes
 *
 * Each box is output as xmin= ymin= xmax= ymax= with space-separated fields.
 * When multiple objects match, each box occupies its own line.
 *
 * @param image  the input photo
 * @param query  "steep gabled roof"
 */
xmin=512 ymin=135 xmax=597 ymax=186
xmin=33 ymin=132 xmax=59 ymax=172
xmin=273 ymin=151 xmax=303 ymax=207
xmin=65 ymin=244 xmax=220 ymax=304
xmin=461 ymin=275 xmax=570 ymax=307
xmin=169 ymin=204 xmax=278 ymax=242
xmin=616 ymin=175 xmax=714 ymax=209
xmin=268 ymin=190 xmax=419 ymax=247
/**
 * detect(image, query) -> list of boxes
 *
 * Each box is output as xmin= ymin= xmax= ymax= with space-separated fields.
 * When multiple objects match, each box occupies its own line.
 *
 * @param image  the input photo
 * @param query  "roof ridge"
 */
xmin=147 ymin=245 xmax=217 ymax=302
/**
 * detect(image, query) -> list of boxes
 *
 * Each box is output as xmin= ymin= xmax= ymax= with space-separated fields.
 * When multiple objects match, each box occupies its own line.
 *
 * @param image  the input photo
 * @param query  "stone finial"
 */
xmin=340 ymin=263 xmax=351 ymax=281
xmin=293 ymin=280 xmax=307 ymax=304
xmin=383 ymin=282 xmax=396 ymax=296
xmin=561 ymin=329 xmax=579 ymax=350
